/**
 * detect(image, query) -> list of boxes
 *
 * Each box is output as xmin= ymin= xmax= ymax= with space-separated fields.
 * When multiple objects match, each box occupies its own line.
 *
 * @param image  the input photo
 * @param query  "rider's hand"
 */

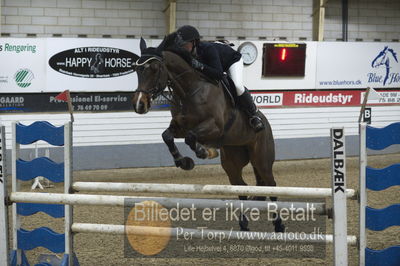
xmin=191 ymin=58 xmax=204 ymax=71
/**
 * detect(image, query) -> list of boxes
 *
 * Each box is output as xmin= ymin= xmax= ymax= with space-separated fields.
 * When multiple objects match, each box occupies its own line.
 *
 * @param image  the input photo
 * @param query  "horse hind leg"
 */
xmin=184 ymin=118 xmax=222 ymax=160
xmin=252 ymin=164 xmax=285 ymax=233
xmin=185 ymin=131 xmax=208 ymax=159
xmin=220 ymin=146 xmax=250 ymax=231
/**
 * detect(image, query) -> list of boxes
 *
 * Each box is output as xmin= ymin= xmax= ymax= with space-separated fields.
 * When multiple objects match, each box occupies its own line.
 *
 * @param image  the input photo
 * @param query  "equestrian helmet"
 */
xmin=177 ymin=25 xmax=200 ymax=43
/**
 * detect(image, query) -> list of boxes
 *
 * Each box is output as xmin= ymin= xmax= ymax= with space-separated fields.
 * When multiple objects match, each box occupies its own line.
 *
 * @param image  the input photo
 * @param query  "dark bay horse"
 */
xmin=132 ymin=39 xmax=284 ymax=232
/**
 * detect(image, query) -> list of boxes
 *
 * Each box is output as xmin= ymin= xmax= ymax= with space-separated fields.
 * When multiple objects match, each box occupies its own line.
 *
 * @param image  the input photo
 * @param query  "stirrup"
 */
xmin=249 ymin=116 xmax=265 ymax=132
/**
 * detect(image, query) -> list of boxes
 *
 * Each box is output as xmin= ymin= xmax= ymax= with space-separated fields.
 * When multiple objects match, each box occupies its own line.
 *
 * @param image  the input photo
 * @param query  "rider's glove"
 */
xmin=191 ymin=58 xmax=204 ymax=71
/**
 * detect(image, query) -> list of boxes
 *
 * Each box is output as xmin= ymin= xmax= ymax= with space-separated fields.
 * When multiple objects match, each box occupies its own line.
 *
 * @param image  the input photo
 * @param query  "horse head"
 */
xmin=133 ymin=37 xmax=198 ymax=114
xmin=372 ymin=46 xmax=389 ymax=68
xmin=132 ymin=38 xmax=169 ymax=114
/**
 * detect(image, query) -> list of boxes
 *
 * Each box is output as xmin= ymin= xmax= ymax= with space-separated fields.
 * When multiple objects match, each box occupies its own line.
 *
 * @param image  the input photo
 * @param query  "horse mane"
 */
xmin=138 ymin=33 xmax=193 ymax=66
xmin=138 ymin=35 xmax=218 ymax=86
xmin=162 ymin=50 xmax=193 ymax=70
xmin=162 ymin=32 xmax=193 ymax=65
xmin=165 ymin=46 xmax=193 ymax=65
xmin=161 ymin=33 xmax=218 ymax=84
xmin=388 ymin=48 xmax=398 ymax=62
xmin=162 ymin=50 xmax=219 ymax=87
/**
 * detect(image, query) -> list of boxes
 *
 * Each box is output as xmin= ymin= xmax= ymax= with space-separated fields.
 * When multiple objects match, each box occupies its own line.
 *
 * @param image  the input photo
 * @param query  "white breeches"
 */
xmin=227 ymin=58 xmax=245 ymax=96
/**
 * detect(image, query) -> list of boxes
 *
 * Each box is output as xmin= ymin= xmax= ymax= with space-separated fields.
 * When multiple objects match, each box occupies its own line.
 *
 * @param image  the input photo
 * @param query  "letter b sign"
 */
xmin=363 ymin=107 xmax=371 ymax=124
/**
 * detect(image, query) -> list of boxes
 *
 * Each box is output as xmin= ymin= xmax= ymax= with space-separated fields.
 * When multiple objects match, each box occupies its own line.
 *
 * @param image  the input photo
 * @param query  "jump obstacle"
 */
xmin=0 ymin=121 xmax=399 ymax=266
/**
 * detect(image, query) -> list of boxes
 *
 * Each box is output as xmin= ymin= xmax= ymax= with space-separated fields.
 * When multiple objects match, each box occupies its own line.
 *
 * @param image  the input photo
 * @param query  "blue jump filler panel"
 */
xmin=16 ymin=157 xmax=65 ymax=183
xmin=16 ymin=121 xmax=65 ymax=146
xmin=366 ymin=164 xmax=400 ymax=191
xmin=11 ymin=121 xmax=78 ymax=266
xmin=363 ymin=122 xmax=400 ymax=266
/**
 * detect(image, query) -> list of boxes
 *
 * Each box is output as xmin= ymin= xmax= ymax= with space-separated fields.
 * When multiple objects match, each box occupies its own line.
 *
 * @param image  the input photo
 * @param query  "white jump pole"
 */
xmin=73 ymin=182 xmax=356 ymax=199
xmin=8 ymin=192 xmax=327 ymax=214
xmin=0 ymin=124 xmax=10 ymax=266
xmin=71 ymin=223 xmax=358 ymax=246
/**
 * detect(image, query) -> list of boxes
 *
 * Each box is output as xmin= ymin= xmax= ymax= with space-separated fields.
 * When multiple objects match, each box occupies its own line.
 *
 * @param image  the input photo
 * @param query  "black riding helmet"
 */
xmin=176 ymin=25 xmax=200 ymax=45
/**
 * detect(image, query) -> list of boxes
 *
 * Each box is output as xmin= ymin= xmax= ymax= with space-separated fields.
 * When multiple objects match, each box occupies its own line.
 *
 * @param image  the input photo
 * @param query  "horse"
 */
xmin=132 ymin=38 xmax=284 ymax=232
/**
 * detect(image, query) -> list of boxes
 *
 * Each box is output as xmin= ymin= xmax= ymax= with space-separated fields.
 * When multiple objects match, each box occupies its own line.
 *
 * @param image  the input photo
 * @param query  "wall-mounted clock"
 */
xmin=238 ymin=42 xmax=258 ymax=65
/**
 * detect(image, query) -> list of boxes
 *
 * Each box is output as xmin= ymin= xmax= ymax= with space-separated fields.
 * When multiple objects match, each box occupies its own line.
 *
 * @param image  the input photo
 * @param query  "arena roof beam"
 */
xmin=164 ymin=0 xmax=177 ymax=34
xmin=312 ymin=0 xmax=328 ymax=41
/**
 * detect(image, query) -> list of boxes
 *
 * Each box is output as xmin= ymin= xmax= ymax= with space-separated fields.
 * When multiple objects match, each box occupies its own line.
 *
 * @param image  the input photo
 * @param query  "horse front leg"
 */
xmin=162 ymin=127 xmax=194 ymax=170
xmin=184 ymin=118 xmax=221 ymax=159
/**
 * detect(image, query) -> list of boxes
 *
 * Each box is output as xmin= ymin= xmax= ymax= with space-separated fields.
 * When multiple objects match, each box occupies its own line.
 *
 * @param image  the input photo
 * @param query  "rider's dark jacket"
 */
xmin=195 ymin=42 xmax=242 ymax=80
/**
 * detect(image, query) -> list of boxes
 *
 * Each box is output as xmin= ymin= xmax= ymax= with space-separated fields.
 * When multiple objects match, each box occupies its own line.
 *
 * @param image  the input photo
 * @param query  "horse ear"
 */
xmin=140 ymin=37 xmax=147 ymax=52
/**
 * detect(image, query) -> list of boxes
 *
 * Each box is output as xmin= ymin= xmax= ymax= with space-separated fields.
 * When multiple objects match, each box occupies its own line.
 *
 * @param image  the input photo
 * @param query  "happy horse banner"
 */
xmin=0 ymin=38 xmax=141 ymax=93
xmin=45 ymin=38 xmax=140 ymax=92
xmin=315 ymin=42 xmax=400 ymax=89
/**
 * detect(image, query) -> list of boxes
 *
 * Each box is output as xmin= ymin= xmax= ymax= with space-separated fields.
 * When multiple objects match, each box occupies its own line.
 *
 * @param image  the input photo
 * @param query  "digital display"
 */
xmin=262 ymin=43 xmax=306 ymax=77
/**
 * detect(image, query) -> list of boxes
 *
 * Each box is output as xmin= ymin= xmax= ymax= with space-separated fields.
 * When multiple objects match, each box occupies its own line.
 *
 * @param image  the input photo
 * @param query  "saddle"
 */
xmin=220 ymin=75 xmax=237 ymax=107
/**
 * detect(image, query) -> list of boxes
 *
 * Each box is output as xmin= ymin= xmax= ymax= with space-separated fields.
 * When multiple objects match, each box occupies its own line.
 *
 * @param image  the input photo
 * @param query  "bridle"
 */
xmin=134 ymin=54 xmax=193 ymax=104
xmin=135 ymin=55 xmax=167 ymax=100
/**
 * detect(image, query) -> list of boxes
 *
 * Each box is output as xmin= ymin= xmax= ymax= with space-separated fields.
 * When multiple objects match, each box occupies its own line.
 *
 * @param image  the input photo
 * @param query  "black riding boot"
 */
xmin=238 ymin=89 xmax=265 ymax=132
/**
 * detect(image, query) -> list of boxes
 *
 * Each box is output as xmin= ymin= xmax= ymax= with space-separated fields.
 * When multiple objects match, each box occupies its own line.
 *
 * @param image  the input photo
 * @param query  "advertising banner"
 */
xmin=0 ymin=39 xmax=46 ymax=93
xmin=46 ymin=38 xmax=140 ymax=92
xmin=316 ymin=42 xmax=400 ymax=89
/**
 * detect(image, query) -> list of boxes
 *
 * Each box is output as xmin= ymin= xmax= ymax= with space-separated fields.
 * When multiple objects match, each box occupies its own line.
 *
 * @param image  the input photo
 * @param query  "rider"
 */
xmin=173 ymin=25 xmax=265 ymax=132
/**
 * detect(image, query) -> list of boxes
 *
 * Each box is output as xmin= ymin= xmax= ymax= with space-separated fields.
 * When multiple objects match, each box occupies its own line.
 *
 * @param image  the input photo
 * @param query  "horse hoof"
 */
xmin=196 ymin=146 xmax=208 ymax=159
xmin=240 ymin=227 xmax=250 ymax=232
xmin=176 ymin=157 xmax=194 ymax=170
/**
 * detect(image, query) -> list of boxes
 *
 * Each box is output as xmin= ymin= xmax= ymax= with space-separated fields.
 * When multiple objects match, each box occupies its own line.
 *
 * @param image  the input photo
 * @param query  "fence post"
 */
xmin=64 ymin=122 xmax=74 ymax=265
xmin=358 ymin=123 xmax=367 ymax=266
xmin=331 ymin=127 xmax=348 ymax=266
xmin=0 ymin=124 xmax=10 ymax=265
